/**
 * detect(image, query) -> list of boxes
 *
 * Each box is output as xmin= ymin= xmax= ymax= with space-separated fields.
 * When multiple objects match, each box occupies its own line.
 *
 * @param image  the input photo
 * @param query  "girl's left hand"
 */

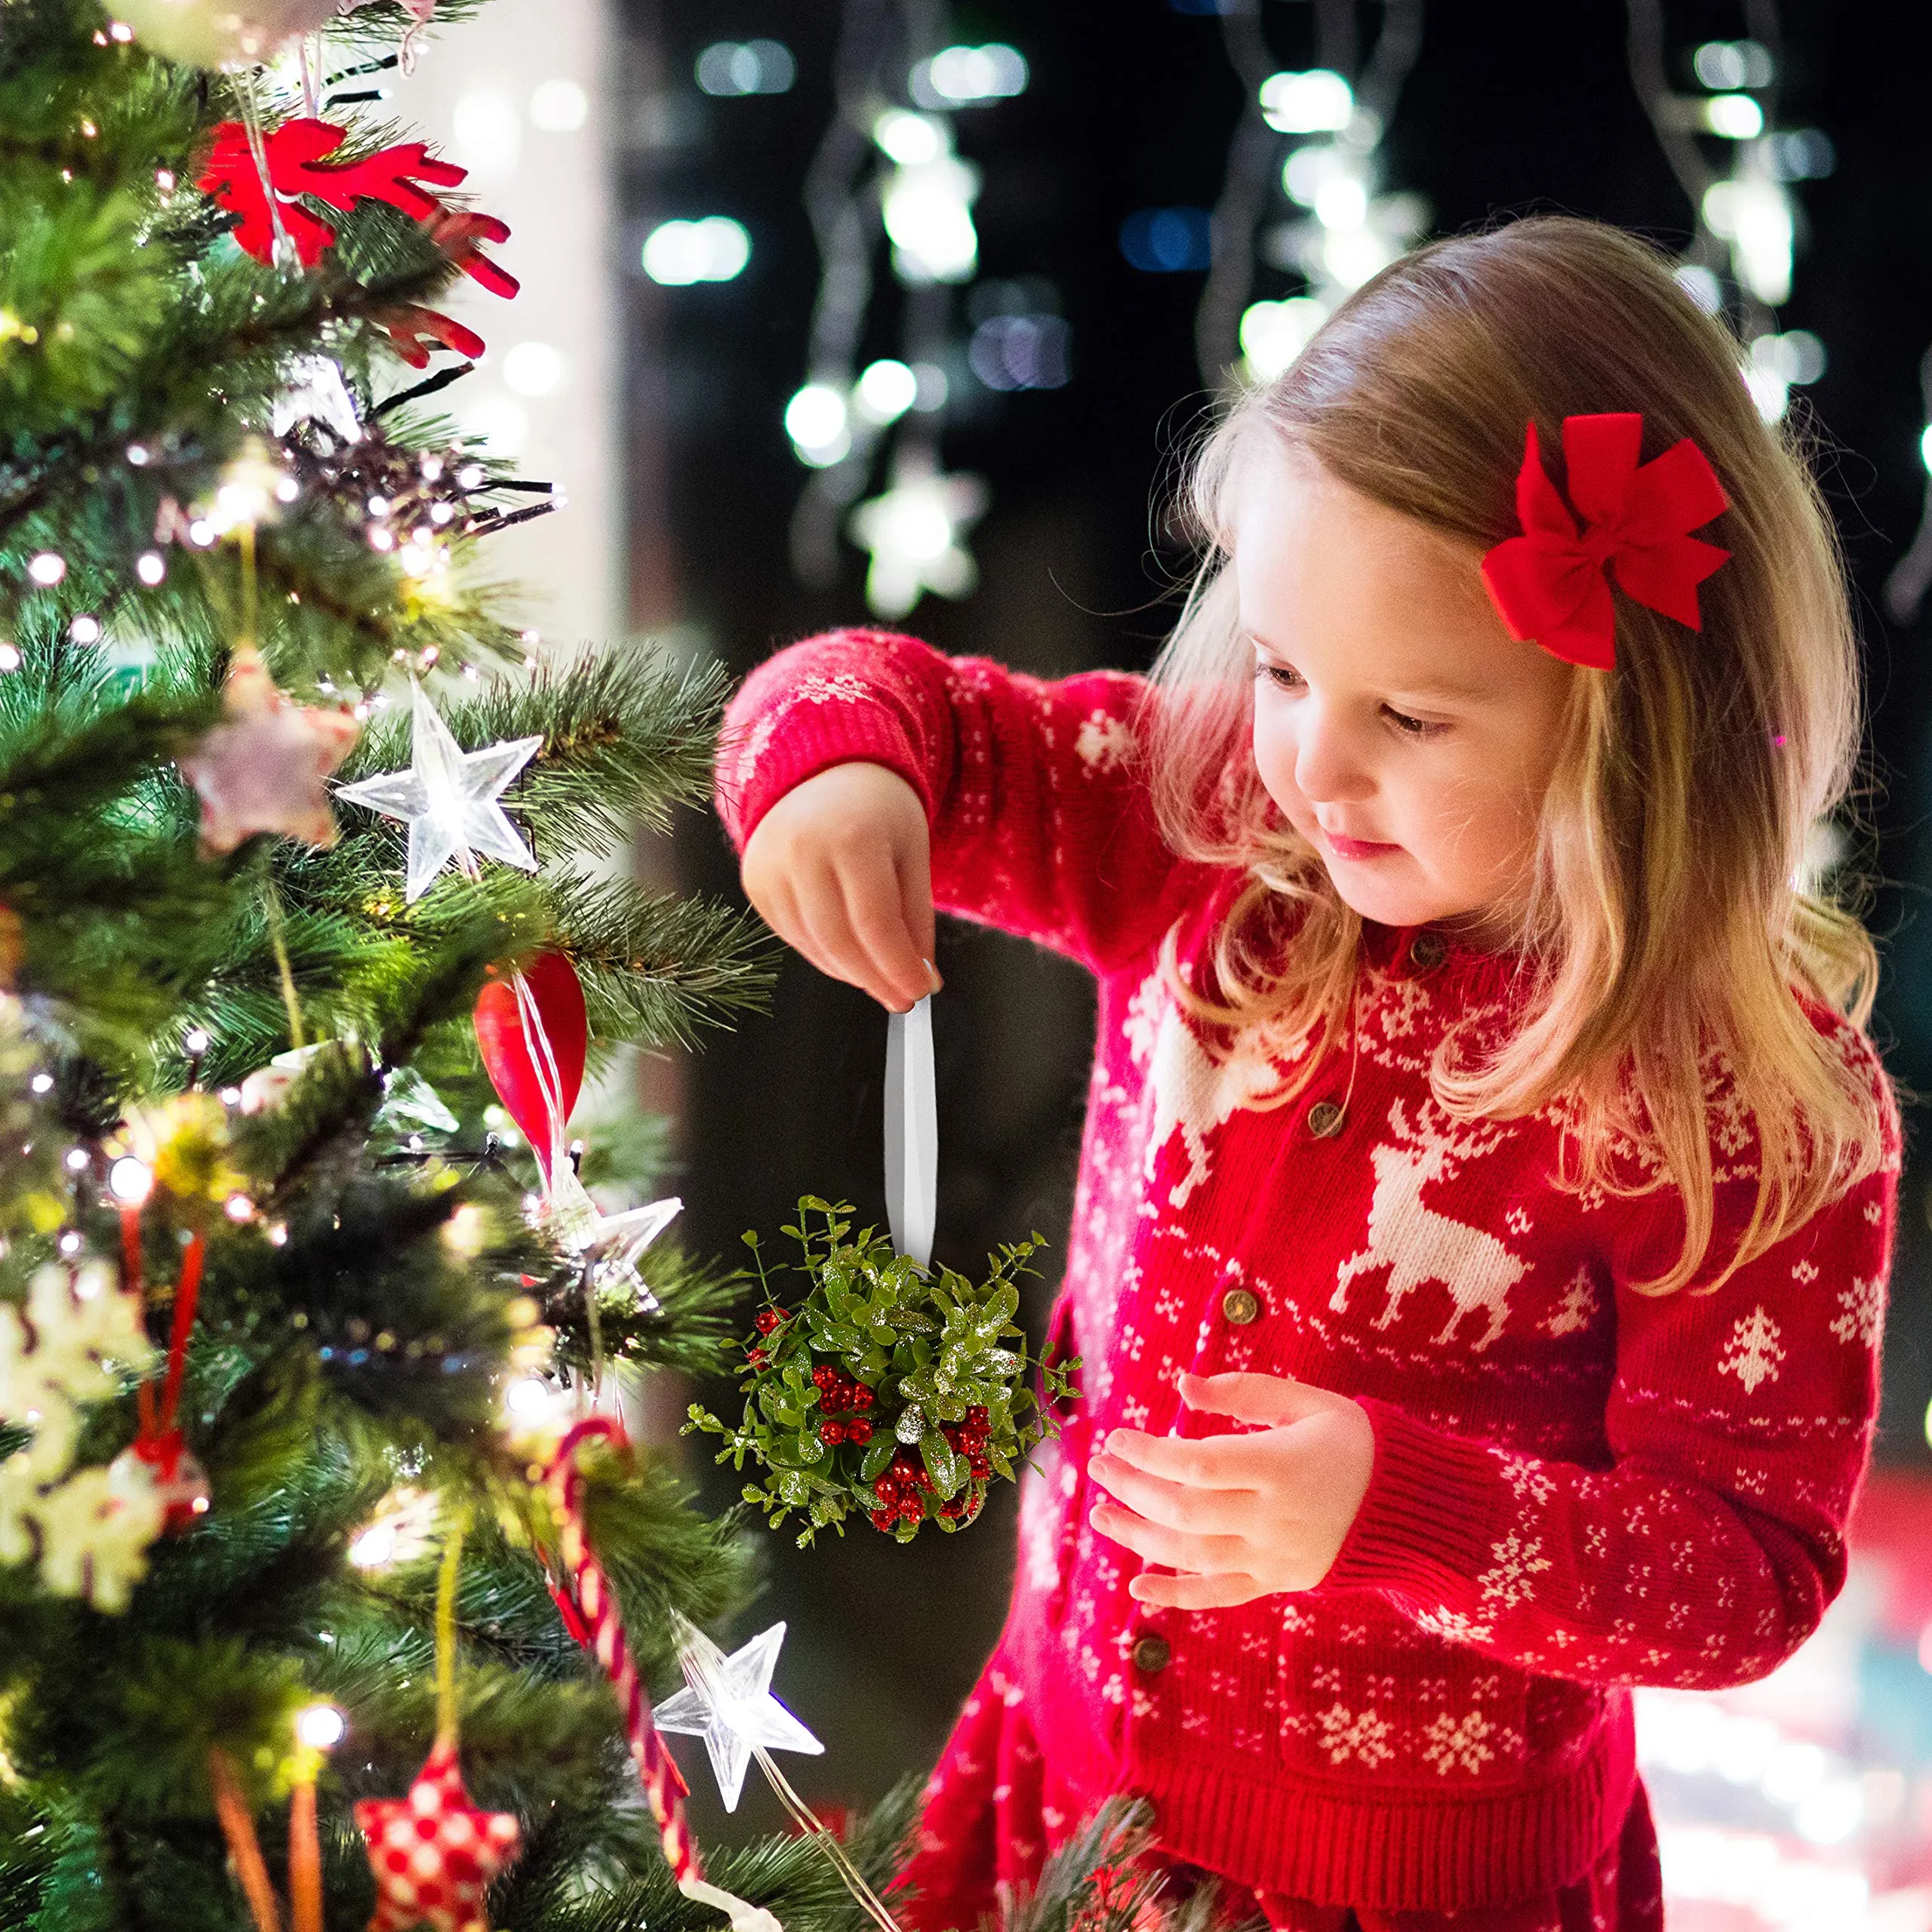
xmin=1088 ymin=1371 xmax=1377 ymax=1607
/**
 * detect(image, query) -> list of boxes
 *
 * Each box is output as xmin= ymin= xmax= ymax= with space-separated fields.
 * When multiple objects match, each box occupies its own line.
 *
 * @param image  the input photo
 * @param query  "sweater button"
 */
xmin=1410 ymin=931 xmax=1446 ymax=971
xmin=1220 ymin=1287 xmax=1260 ymax=1326
xmin=1131 ymin=1633 xmax=1171 ymax=1675
xmin=1306 ymin=1099 xmax=1346 ymax=1138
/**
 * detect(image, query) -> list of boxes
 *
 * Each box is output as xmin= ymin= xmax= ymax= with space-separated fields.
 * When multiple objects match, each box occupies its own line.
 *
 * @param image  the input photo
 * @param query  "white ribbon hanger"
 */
xmin=884 ymin=995 xmax=937 ymax=1269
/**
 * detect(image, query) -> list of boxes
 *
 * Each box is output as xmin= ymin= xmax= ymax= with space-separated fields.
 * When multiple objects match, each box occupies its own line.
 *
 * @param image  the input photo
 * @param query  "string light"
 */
xmin=108 ymin=1156 xmax=153 ymax=1204
xmin=1197 ymin=4 xmax=1426 ymax=390
xmin=294 ymin=1703 xmax=346 ymax=1750
xmin=785 ymin=5 xmax=1029 ymax=611
xmin=1627 ymin=6 xmax=1829 ymax=425
xmin=135 ymin=551 xmax=165 ymax=585
xmin=26 ymin=552 xmax=65 ymax=586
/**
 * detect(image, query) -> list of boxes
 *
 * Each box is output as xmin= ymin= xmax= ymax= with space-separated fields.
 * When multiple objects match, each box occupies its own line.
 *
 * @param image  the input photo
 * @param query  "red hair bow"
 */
xmin=1479 ymin=413 xmax=1730 ymax=671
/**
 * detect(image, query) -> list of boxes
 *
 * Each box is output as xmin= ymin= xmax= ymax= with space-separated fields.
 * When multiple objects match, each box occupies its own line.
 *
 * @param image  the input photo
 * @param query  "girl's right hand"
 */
xmin=739 ymin=760 xmax=943 ymax=1014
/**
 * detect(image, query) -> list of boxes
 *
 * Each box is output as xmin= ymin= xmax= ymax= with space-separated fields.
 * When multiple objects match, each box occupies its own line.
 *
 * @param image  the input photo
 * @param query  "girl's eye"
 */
xmin=1384 ymin=706 xmax=1446 ymax=740
xmin=1254 ymin=663 xmax=1302 ymax=691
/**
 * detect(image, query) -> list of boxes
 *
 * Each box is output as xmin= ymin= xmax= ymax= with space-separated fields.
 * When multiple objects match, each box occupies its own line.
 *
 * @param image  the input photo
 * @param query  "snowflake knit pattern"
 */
xmin=714 ymin=631 xmax=1901 ymax=1920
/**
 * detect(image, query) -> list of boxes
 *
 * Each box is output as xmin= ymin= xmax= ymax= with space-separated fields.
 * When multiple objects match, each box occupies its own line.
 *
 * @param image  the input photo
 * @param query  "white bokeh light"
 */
xmin=1259 ymin=69 xmax=1354 ymax=134
xmin=641 ymin=217 xmax=751 ymax=286
xmin=528 ymin=78 xmax=589 ymax=131
xmin=503 ymin=340 xmax=566 ymax=396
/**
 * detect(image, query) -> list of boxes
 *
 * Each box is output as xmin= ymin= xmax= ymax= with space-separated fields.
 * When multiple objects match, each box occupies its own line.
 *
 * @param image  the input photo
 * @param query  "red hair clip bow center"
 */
xmin=1479 ymin=411 xmax=1731 ymax=672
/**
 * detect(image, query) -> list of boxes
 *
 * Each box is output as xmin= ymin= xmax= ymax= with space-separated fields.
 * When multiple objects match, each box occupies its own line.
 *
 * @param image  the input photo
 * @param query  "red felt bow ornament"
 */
xmin=197 ymin=118 xmax=518 ymax=303
xmin=1478 ymin=412 xmax=1730 ymax=671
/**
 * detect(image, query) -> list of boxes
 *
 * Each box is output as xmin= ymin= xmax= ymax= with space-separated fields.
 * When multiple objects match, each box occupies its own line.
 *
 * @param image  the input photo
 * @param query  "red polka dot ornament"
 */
xmin=353 ymin=1512 xmax=522 ymax=1932
xmin=354 ymin=1740 xmax=521 ymax=1932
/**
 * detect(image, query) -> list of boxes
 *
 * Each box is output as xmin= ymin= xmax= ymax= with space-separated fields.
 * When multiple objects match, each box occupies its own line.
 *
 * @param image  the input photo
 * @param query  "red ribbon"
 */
xmin=1478 ymin=413 xmax=1731 ymax=672
xmin=127 ymin=1210 xmax=206 ymax=1466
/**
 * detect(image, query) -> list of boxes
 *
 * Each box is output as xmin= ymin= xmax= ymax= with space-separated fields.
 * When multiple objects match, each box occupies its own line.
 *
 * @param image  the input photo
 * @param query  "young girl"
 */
xmin=712 ymin=217 xmax=1900 ymax=1932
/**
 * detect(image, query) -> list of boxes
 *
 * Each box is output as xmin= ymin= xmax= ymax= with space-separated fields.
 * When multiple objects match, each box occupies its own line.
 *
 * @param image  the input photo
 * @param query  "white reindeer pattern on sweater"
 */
xmin=1331 ymin=1098 xmax=1531 ymax=1354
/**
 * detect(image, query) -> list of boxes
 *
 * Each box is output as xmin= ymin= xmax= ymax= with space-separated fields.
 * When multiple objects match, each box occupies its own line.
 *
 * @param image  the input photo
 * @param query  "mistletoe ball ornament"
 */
xmin=687 ymin=1197 xmax=1076 ymax=1545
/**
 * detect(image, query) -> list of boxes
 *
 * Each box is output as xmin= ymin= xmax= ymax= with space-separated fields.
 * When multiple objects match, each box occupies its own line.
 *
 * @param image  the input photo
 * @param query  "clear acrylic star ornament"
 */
xmin=654 ymin=1620 xmax=823 ymax=1813
xmin=334 ymin=683 xmax=543 ymax=901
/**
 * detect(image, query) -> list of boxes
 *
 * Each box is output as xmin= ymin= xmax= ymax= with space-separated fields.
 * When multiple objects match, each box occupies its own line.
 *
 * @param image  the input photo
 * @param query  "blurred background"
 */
xmin=389 ymin=1 xmax=1932 ymax=1924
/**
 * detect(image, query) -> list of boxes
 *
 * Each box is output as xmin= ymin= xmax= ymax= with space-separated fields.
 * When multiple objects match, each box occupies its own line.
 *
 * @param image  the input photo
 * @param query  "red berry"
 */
xmin=869 ymin=1508 xmax=895 ymax=1531
xmin=754 ymin=1309 xmax=783 ymax=1334
xmin=873 ymin=1475 xmax=897 ymax=1502
xmin=822 ymin=1420 xmax=846 ymax=1445
xmin=748 ymin=1347 xmax=768 ymax=1367
xmin=897 ymin=1497 xmax=922 ymax=1521
xmin=940 ymin=1499 xmax=964 ymax=1520
xmin=851 ymin=1384 xmax=874 ymax=1408
xmin=812 ymin=1364 xmax=836 ymax=1387
xmin=967 ymin=1405 xmax=988 ymax=1427
xmin=848 ymin=1418 xmax=872 ymax=1444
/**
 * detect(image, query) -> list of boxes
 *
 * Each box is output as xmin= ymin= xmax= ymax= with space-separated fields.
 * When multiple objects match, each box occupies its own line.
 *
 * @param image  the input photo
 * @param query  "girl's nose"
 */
xmin=1294 ymin=710 xmax=1374 ymax=804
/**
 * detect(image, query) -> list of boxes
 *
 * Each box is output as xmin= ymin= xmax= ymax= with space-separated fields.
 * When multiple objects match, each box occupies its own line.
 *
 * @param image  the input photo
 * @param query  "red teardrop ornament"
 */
xmin=473 ymin=950 xmax=586 ymax=1177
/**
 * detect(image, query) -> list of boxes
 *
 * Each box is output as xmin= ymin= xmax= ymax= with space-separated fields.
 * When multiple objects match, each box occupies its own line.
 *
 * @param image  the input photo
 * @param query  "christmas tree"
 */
xmin=0 ymin=2 xmax=963 ymax=1926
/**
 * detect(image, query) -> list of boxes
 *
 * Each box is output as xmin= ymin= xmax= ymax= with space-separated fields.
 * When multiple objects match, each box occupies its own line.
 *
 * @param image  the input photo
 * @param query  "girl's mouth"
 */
xmin=1321 ymin=828 xmax=1402 ymax=861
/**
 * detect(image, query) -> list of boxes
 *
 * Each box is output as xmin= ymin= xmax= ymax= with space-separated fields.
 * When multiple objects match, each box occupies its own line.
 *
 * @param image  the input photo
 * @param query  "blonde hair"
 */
xmin=1140 ymin=216 xmax=1892 ymax=1295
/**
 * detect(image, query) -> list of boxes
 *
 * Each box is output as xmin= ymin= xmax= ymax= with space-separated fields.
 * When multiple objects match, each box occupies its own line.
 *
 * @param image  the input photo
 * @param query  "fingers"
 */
xmin=1178 ymin=1371 xmax=1334 ymax=1427
xmin=1101 ymin=1426 xmax=1274 ymax=1491
xmin=791 ymin=860 xmax=895 ymax=1007
xmin=835 ymin=846 xmax=937 ymax=1012
xmin=1128 ymin=1568 xmax=1267 ymax=1611
xmin=896 ymin=835 xmax=940 ymax=989
xmin=1089 ymin=1498 xmax=1247 ymax=1574
xmin=1089 ymin=1450 xmax=1254 ymax=1534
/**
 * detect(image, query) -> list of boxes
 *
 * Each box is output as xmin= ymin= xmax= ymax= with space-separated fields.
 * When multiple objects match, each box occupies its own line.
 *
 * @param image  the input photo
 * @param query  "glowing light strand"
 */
xmin=1626 ymin=1 xmax=1830 ymax=426
xmin=1196 ymin=0 xmax=1426 ymax=391
xmin=785 ymin=2 xmax=1030 ymax=616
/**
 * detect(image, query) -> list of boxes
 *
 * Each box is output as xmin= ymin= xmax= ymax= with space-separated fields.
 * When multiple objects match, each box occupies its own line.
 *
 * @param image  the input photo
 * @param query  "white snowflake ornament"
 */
xmin=0 ymin=1263 xmax=166 ymax=1613
xmin=0 ymin=1262 xmax=152 ymax=1479
xmin=334 ymin=684 xmax=543 ymax=902
xmin=32 ymin=1461 xmax=168 ymax=1612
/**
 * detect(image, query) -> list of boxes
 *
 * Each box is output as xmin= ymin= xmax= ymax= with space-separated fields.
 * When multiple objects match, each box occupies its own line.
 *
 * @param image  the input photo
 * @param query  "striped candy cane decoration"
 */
xmin=547 ymin=1417 xmax=781 ymax=1932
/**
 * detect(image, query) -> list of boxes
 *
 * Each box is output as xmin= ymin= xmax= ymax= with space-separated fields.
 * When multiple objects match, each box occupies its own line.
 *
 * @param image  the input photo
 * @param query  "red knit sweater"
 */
xmin=713 ymin=629 xmax=1900 ymax=1915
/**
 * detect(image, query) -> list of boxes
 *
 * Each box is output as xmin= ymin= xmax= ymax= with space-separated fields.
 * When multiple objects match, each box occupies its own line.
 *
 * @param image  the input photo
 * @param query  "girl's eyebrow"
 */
xmin=1246 ymin=633 xmax=1491 ymax=703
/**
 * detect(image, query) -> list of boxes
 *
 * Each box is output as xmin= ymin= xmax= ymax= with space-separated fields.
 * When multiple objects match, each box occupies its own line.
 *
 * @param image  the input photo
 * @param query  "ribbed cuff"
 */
xmin=1319 ymin=1395 xmax=1503 ymax=1604
xmin=721 ymin=699 xmax=937 ymax=854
